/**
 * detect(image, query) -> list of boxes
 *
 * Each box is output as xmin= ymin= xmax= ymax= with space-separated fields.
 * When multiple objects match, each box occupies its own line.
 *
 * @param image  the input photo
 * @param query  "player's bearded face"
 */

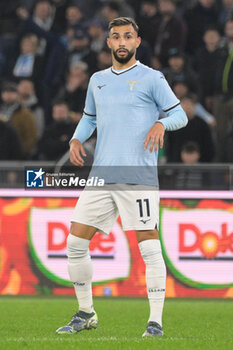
xmin=112 ymin=47 xmax=135 ymax=64
xmin=107 ymin=25 xmax=141 ymax=65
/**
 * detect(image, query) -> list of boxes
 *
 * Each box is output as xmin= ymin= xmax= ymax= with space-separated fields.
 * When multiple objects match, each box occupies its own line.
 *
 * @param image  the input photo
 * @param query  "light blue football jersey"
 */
xmin=72 ymin=61 xmax=185 ymax=185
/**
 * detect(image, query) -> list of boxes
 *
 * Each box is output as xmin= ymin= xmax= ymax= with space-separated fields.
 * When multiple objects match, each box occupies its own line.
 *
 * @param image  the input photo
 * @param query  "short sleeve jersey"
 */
xmin=84 ymin=61 xmax=180 ymax=185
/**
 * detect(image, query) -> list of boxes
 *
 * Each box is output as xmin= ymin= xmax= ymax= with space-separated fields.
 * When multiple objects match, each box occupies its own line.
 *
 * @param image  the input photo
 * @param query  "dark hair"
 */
xmin=203 ymin=25 xmax=220 ymax=34
xmin=181 ymin=142 xmax=200 ymax=154
xmin=108 ymin=17 xmax=139 ymax=34
xmin=1 ymin=81 xmax=18 ymax=93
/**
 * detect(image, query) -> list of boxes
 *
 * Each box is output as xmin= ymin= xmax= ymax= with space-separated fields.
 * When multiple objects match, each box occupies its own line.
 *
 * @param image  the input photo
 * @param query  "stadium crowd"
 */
xmin=0 ymin=0 xmax=233 ymax=163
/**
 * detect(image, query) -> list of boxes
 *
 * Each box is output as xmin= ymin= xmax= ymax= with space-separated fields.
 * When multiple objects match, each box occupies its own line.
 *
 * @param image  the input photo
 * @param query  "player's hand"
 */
xmin=144 ymin=122 xmax=165 ymax=153
xmin=70 ymin=139 xmax=86 ymax=167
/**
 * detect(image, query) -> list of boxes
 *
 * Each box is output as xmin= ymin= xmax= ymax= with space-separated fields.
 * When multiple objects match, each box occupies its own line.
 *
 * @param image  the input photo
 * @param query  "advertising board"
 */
xmin=0 ymin=189 xmax=232 ymax=297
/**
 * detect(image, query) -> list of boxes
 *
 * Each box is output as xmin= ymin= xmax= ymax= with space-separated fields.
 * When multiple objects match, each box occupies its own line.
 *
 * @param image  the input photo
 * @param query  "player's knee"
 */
xmin=67 ymin=233 xmax=90 ymax=261
xmin=136 ymin=229 xmax=159 ymax=242
xmin=139 ymin=239 xmax=162 ymax=264
xmin=70 ymin=222 xmax=96 ymax=240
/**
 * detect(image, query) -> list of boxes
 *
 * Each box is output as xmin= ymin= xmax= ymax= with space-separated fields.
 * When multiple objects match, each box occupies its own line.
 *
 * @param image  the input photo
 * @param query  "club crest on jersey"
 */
xmin=127 ymin=80 xmax=139 ymax=91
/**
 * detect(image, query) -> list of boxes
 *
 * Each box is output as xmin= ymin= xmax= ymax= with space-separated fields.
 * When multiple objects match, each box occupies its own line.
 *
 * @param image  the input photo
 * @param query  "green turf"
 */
xmin=0 ymin=297 xmax=232 ymax=350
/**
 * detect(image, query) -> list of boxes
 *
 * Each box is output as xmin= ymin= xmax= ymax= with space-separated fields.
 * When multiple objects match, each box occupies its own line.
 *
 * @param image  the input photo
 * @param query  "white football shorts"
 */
xmin=71 ymin=184 xmax=159 ymax=235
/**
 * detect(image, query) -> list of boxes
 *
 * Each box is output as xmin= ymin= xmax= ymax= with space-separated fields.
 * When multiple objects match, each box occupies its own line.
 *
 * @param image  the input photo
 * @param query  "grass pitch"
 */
xmin=0 ymin=297 xmax=232 ymax=350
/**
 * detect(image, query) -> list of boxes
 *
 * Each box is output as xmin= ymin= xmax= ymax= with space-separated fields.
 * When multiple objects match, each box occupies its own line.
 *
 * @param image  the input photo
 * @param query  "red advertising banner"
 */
xmin=0 ymin=190 xmax=232 ymax=298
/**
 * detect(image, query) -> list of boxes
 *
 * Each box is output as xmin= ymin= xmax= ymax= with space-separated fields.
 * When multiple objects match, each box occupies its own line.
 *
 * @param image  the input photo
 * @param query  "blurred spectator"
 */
xmin=101 ymin=1 xmax=121 ymax=23
xmin=0 ymin=0 xmax=23 ymax=77
xmin=172 ymin=79 xmax=189 ymax=97
xmin=167 ymin=94 xmax=215 ymax=162
xmin=96 ymin=47 xmax=112 ymax=70
xmin=62 ymin=5 xmax=96 ymax=72
xmin=180 ymin=141 xmax=201 ymax=164
xmin=0 ymin=120 xmax=22 ymax=160
xmin=38 ymin=101 xmax=75 ymax=160
xmin=172 ymin=80 xmax=216 ymax=126
xmin=65 ymin=5 xmax=86 ymax=33
xmin=1 ymin=0 xmax=233 ymax=164
xmin=136 ymin=0 xmax=160 ymax=49
xmin=172 ymin=0 xmax=197 ymax=16
xmin=0 ymin=0 xmax=22 ymax=38
xmin=218 ymin=0 xmax=233 ymax=30
xmin=151 ymin=55 xmax=162 ymax=71
xmin=195 ymin=27 xmax=221 ymax=110
xmin=0 ymin=82 xmax=37 ymax=158
xmin=117 ymin=0 xmax=135 ymax=18
xmin=64 ymin=27 xmax=97 ymax=75
xmin=13 ymin=33 xmax=40 ymax=73
xmin=136 ymin=40 xmax=153 ymax=66
xmin=175 ymin=142 xmax=204 ymax=189
xmin=88 ymin=19 xmax=108 ymax=53
xmin=62 ymin=26 xmax=87 ymax=52
xmin=153 ymin=0 xmax=187 ymax=66
xmin=126 ymin=0 xmax=143 ymax=17
xmin=16 ymin=6 xmax=65 ymax=79
xmin=16 ymin=7 xmax=67 ymax=120
xmin=21 ymin=0 xmax=38 ymax=11
xmin=212 ymin=19 xmax=233 ymax=160
xmin=6 ymin=34 xmax=44 ymax=95
xmin=101 ymin=1 xmax=135 ymax=23
xmin=74 ymin=0 xmax=103 ymax=19
xmin=184 ymin=0 xmax=219 ymax=54
xmin=69 ymin=111 xmax=83 ymax=124
xmin=32 ymin=0 xmax=54 ymax=55
xmin=33 ymin=1 xmax=53 ymax=30
xmin=163 ymin=48 xmax=199 ymax=94
xmin=17 ymin=79 xmax=45 ymax=139
xmin=49 ymin=0 xmax=73 ymax=34
xmin=55 ymin=61 xmax=88 ymax=112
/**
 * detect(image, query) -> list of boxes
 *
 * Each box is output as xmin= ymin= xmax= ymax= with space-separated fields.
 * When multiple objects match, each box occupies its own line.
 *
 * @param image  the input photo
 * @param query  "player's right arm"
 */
xmin=70 ymin=115 xmax=96 ymax=166
xmin=70 ymin=75 xmax=97 ymax=166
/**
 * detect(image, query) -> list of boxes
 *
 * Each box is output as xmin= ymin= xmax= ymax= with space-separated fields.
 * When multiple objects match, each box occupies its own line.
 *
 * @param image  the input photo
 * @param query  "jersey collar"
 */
xmin=111 ymin=60 xmax=140 ymax=75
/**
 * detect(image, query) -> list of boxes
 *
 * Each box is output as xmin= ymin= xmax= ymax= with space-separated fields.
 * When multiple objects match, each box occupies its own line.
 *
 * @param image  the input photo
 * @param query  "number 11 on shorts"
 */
xmin=136 ymin=198 xmax=150 ymax=217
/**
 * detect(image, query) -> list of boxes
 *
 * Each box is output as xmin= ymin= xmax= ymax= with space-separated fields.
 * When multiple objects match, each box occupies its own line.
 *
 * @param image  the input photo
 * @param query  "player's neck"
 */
xmin=112 ymin=56 xmax=137 ymax=70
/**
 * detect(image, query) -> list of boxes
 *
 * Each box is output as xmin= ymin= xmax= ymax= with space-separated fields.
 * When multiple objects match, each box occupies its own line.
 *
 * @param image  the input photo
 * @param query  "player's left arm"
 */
xmin=144 ymin=72 xmax=188 ymax=152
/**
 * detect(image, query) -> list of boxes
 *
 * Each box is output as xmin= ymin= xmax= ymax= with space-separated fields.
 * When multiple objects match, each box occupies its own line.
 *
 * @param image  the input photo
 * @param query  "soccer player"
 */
xmin=56 ymin=17 xmax=188 ymax=337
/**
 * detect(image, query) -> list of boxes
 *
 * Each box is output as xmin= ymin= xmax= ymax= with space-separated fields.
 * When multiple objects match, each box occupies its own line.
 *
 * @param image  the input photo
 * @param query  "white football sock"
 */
xmin=67 ymin=234 xmax=93 ymax=313
xmin=139 ymin=239 xmax=166 ymax=326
